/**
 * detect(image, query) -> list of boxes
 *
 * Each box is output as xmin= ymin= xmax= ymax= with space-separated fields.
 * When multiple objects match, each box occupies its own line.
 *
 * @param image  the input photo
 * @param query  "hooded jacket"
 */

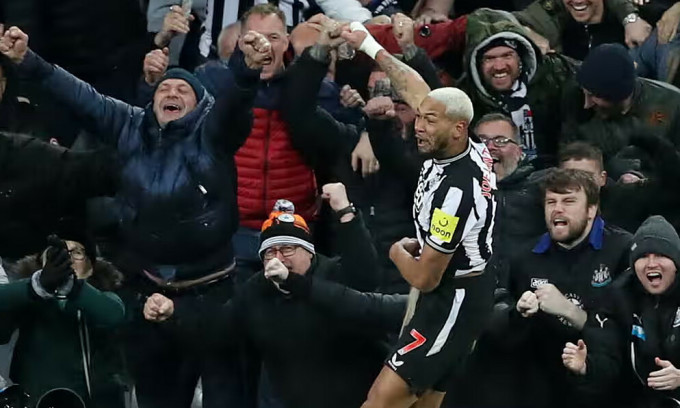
xmin=0 ymin=256 xmax=126 ymax=408
xmin=459 ymin=8 xmax=578 ymax=166
xmin=578 ymin=217 xmax=680 ymax=408
xmin=579 ymin=269 xmax=680 ymax=408
xmin=16 ymin=48 xmax=260 ymax=281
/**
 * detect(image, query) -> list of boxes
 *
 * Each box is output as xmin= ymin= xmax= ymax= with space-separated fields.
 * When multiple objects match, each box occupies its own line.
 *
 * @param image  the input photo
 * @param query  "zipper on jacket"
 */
xmin=263 ymin=111 xmax=272 ymax=215
xmin=157 ymin=127 xmax=163 ymax=148
xmin=77 ymin=310 xmax=92 ymax=398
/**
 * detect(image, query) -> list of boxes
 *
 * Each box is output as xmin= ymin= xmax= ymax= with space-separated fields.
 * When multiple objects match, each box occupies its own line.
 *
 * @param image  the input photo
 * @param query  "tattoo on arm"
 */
xmin=375 ymin=50 xmax=430 ymax=109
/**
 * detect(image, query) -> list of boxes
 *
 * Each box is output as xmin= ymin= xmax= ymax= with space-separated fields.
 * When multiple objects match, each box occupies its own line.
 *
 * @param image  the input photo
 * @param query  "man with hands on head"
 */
xmin=563 ymin=215 xmax=680 ymax=407
xmin=145 ymin=182 xmax=382 ymax=408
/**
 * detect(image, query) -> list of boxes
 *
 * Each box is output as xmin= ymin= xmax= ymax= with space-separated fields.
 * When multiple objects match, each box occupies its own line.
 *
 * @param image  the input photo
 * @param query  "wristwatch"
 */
xmin=622 ymin=13 xmax=639 ymax=25
xmin=335 ymin=203 xmax=357 ymax=219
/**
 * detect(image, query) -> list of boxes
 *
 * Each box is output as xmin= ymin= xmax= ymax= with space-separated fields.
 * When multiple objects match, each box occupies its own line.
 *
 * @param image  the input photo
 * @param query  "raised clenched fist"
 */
xmin=516 ymin=290 xmax=539 ymax=318
xmin=391 ymin=13 xmax=415 ymax=49
xmin=239 ymin=30 xmax=271 ymax=70
xmin=0 ymin=26 xmax=29 ymax=64
xmin=321 ymin=183 xmax=351 ymax=212
xmin=144 ymin=47 xmax=169 ymax=85
xmin=155 ymin=5 xmax=195 ymax=47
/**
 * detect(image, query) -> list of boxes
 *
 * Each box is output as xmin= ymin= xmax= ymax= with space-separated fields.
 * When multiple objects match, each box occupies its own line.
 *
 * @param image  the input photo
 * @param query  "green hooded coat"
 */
xmin=0 ymin=256 xmax=126 ymax=408
xmin=459 ymin=8 xmax=578 ymax=166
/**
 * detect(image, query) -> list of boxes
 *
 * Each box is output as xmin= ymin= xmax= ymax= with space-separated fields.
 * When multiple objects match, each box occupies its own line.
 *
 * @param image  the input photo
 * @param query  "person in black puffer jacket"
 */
xmin=0 ymin=58 xmax=42 ymax=138
xmin=0 ymin=132 xmax=117 ymax=261
xmin=564 ymin=215 xmax=680 ymax=408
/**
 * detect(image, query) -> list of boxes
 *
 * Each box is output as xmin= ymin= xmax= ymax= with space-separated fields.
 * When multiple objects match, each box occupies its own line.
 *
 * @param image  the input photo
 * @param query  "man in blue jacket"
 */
xmin=0 ymin=25 xmax=271 ymax=408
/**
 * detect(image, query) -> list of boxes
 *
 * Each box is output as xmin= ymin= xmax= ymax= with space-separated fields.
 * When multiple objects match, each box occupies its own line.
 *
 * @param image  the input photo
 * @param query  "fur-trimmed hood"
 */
xmin=465 ymin=8 xmax=540 ymax=98
xmin=11 ymin=255 xmax=124 ymax=292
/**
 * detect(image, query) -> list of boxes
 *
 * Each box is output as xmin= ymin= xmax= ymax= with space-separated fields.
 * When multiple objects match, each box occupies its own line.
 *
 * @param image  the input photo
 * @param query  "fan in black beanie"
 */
xmin=577 ymin=43 xmax=636 ymax=118
xmin=630 ymin=215 xmax=680 ymax=295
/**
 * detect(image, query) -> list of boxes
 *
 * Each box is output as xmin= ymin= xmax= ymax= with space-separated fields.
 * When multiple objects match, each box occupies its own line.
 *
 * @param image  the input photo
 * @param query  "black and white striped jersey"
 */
xmin=412 ymin=140 xmax=497 ymax=277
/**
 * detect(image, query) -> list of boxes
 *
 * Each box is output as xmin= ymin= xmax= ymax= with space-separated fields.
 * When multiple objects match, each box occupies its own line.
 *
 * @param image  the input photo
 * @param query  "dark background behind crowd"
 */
xmin=2 ymin=0 xmax=680 ymax=407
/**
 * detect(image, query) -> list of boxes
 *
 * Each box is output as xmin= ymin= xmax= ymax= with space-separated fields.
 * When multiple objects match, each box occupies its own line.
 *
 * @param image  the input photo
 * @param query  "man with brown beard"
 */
xmin=484 ymin=168 xmax=632 ymax=408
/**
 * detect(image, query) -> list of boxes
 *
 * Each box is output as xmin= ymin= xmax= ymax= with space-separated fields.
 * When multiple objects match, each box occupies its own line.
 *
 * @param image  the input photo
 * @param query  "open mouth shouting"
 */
xmin=160 ymin=99 xmax=185 ymax=119
xmin=415 ymin=135 xmax=428 ymax=150
xmin=552 ymin=217 xmax=568 ymax=227
xmin=643 ymin=268 xmax=668 ymax=291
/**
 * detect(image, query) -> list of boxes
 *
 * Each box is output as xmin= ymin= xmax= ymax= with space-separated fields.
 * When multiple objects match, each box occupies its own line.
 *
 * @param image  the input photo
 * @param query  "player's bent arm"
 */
xmin=391 ymin=243 xmax=452 ymax=293
xmin=375 ymin=49 xmax=430 ymax=111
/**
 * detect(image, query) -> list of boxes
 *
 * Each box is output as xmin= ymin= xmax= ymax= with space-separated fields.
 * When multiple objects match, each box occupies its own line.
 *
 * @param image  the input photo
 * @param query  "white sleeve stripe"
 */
xmin=426 ymin=288 xmax=466 ymax=356
xmin=425 ymin=236 xmax=456 ymax=254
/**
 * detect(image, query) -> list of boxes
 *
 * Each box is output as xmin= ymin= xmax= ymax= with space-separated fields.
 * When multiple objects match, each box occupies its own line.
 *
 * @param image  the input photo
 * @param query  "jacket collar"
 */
xmin=499 ymin=161 xmax=535 ymax=186
xmin=144 ymin=91 xmax=215 ymax=141
xmin=533 ymin=216 xmax=605 ymax=254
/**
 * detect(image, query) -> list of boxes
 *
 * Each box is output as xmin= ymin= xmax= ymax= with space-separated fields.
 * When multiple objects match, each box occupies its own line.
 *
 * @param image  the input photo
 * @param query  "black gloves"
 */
xmin=39 ymin=235 xmax=74 ymax=292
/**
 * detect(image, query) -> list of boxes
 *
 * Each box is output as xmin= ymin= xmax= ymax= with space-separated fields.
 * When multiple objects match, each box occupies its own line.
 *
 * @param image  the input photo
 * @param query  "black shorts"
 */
xmin=386 ymin=271 xmax=494 ymax=394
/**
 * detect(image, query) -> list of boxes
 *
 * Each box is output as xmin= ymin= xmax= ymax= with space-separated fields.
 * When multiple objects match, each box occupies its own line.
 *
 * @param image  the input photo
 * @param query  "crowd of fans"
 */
xmin=1 ymin=0 xmax=680 ymax=407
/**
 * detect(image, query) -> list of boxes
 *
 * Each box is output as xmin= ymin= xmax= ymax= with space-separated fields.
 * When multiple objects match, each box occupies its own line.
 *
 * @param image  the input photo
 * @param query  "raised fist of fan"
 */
xmin=239 ymin=31 xmax=271 ymax=70
xmin=143 ymin=47 xmax=170 ymax=85
xmin=363 ymin=96 xmax=396 ymax=119
xmin=340 ymin=85 xmax=365 ymax=108
xmin=321 ymin=183 xmax=351 ymax=212
xmin=0 ymin=25 xmax=28 ymax=64
xmin=391 ymin=13 xmax=415 ymax=49
xmin=155 ymin=5 xmax=195 ymax=47
xmin=516 ymin=290 xmax=539 ymax=317
xmin=307 ymin=14 xmax=346 ymax=48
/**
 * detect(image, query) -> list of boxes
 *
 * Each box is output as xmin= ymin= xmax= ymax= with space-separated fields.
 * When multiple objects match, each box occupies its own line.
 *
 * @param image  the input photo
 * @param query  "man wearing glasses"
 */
xmin=144 ymin=182 xmax=381 ymax=408
xmin=475 ymin=113 xmax=546 ymax=250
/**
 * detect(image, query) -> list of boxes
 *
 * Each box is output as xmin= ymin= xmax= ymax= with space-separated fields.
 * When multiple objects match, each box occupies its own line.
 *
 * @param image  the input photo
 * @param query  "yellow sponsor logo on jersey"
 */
xmin=430 ymin=208 xmax=459 ymax=243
